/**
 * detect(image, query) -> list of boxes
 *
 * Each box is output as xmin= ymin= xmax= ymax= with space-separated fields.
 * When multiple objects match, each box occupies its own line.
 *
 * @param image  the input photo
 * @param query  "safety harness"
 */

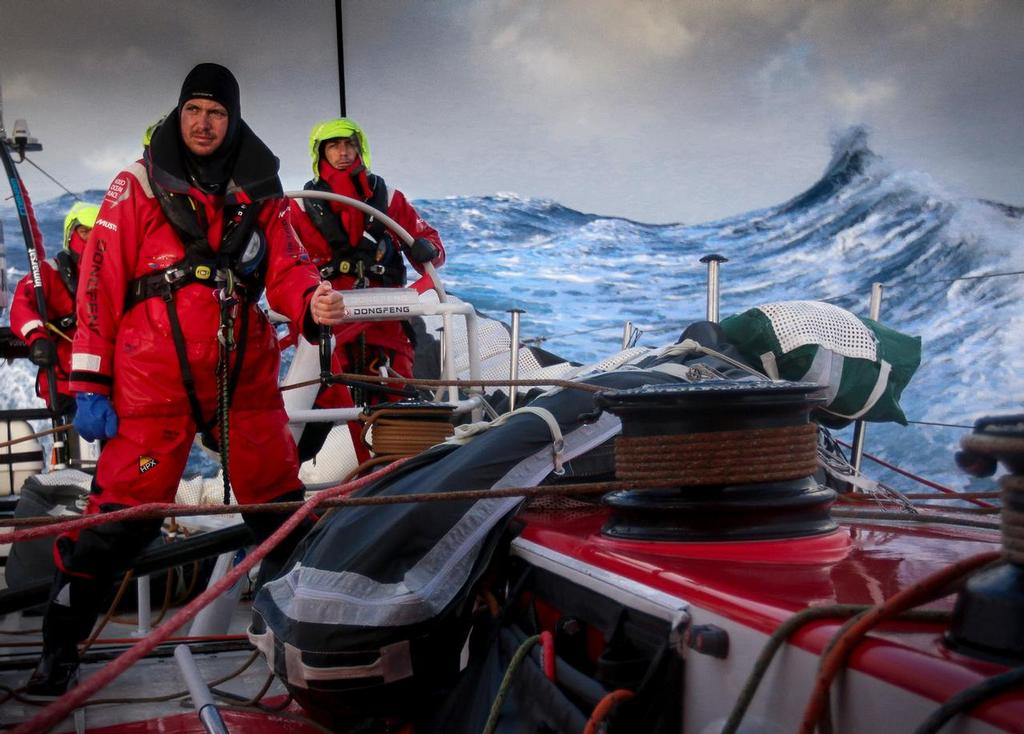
xmin=49 ymin=251 xmax=79 ymax=332
xmin=123 ymin=175 xmax=268 ymax=502
xmin=302 ymin=171 xmax=406 ymax=287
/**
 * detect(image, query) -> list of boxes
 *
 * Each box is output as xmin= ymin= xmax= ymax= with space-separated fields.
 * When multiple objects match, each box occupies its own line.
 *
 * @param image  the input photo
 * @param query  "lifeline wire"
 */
xmin=21 ymin=156 xmax=82 ymax=201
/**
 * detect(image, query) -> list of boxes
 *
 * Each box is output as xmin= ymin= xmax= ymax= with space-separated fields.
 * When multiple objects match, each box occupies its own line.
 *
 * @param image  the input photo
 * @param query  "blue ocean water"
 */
xmin=3 ymin=127 xmax=1022 ymax=490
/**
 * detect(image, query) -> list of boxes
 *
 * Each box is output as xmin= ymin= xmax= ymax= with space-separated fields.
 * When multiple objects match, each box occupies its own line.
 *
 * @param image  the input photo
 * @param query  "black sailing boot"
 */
xmin=25 ymin=573 xmax=82 ymax=696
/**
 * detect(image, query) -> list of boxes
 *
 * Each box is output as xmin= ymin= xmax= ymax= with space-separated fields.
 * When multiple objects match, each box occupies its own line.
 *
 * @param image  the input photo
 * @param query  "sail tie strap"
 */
xmin=448 ymin=406 xmax=566 ymax=474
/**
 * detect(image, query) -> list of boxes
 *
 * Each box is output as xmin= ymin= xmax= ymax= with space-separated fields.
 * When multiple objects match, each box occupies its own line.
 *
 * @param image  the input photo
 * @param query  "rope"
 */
xmin=906 ymin=420 xmax=975 ymax=430
xmin=795 ymin=551 xmax=1001 ymax=734
xmin=831 ymin=508 xmax=1000 ymax=531
xmin=912 ymin=666 xmax=1024 ymax=734
xmin=1001 ymin=475 xmax=1024 ymax=565
xmin=836 ymin=439 xmax=995 ymax=509
xmin=217 ymin=347 xmax=232 ymax=505
xmin=902 ymin=491 xmax=1000 ymax=500
xmin=719 ymin=606 xmax=951 ymax=734
xmin=360 ymin=406 xmax=454 ymax=456
xmin=481 ymin=634 xmax=541 ymax=734
xmin=0 ymin=423 xmax=71 ymax=450
xmin=80 ymin=571 xmax=134 ymax=656
xmin=584 ymin=689 xmax=635 ymax=734
xmin=615 ymin=424 xmax=818 ymax=486
xmin=10 ymin=459 xmax=409 ymax=734
xmin=279 ymin=371 xmax=607 ymax=394
xmin=0 ymin=479 xmax=660 ymax=540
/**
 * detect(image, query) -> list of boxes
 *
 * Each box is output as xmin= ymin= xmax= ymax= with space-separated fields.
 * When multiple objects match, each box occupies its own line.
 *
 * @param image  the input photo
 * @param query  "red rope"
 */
xmin=835 ymin=438 xmax=995 ymax=509
xmin=795 ymin=551 xmax=999 ymax=734
xmin=11 ymin=458 xmax=409 ymax=734
xmin=540 ymin=630 xmax=555 ymax=681
xmin=0 ymin=503 xmax=177 ymax=546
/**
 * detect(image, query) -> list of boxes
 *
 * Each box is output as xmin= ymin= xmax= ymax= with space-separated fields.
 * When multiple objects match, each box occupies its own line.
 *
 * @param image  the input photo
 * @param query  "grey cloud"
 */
xmin=1 ymin=0 xmax=1021 ymax=224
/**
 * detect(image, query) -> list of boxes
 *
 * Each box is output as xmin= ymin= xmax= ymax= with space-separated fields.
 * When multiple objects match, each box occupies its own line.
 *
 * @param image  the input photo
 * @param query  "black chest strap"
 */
xmin=48 ymin=251 xmax=79 ymax=330
xmin=302 ymin=175 xmax=407 ymax=286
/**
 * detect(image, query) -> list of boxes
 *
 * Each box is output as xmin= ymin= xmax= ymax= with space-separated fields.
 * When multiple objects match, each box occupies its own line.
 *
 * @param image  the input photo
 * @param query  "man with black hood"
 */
xmin=26 ymin=63 xmax=345 ymax=695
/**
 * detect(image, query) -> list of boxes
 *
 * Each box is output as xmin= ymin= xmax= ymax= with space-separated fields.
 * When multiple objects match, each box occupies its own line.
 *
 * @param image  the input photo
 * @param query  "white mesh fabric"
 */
xmin=759 ymin=301 xmax=878 ymax=360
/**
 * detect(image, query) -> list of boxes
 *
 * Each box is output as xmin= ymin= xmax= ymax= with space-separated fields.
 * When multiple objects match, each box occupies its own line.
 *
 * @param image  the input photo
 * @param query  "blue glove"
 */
xmin=74 ymin=393 xmax=118 ymax=441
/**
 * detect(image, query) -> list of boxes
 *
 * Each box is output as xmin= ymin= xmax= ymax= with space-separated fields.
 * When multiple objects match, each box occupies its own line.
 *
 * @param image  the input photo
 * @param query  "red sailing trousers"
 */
xmin=90 ymin=408 xmax=301 ymax=508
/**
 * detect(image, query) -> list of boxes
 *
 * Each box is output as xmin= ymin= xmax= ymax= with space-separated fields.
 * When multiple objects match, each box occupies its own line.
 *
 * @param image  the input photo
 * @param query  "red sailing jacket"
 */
xmin=288 ymin=162 xmax=444 ymax=357
xmin=8 ymin=242 xmax=83 ymax=403
xmin=70 ymin=161 xmax=320 ymax=419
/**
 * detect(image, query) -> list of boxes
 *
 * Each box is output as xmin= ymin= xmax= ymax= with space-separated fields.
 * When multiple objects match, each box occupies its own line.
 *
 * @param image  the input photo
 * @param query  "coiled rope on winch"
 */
xmin=360 ymin=405 xmax=455 ymax=457
xmin=615 ymin=423 xmax=818 ymax=486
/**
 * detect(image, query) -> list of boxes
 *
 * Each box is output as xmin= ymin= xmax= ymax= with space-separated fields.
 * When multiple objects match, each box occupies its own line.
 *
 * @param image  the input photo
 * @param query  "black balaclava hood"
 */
xmin=177 ymin=63 xmax=242 ymax=193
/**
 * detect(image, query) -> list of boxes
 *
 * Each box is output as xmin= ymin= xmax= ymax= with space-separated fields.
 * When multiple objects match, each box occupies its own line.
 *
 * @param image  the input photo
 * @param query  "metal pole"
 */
xmin=174 ymin=645 xmax=229 ymax=734
xmin=850 ymin=282 xmax=884 ymax=474
xmin=133 ymin=575 xmax=151 ymax=637
xmin=189 ymin=549 xmax=246 ymax=636
xmin=508 ymin=309 xmax=524 ymax=412
xmin=621 ymin=321 xmax=633 ymax=350
xmin=700 ymin=254 xmax=728 ymax=323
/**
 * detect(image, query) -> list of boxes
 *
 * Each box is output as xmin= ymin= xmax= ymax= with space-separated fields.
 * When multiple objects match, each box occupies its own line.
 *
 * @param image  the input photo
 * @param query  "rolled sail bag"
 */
xmin=248 ymin=366 xmax=691 ymax=726
xmin=720 ymin=300 xmax=921 ymax=427
xmin=5 ymin=470 xmax=91 ymax=591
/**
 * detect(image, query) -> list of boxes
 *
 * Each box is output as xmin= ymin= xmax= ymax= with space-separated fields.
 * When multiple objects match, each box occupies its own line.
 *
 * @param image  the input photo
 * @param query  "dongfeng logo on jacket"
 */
xmin=138 ymin=456 xmax=159 ymax=474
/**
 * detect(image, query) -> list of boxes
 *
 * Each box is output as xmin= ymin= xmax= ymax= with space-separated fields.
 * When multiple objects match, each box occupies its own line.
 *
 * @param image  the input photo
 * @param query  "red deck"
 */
xmin=518 ymin=506 xmax=1024 ymax=731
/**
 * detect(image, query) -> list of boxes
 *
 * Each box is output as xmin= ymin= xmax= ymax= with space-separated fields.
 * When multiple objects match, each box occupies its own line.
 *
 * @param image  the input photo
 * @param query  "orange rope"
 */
xmin=584 ymin=689 xmax=635 ymax=734
xmin=796 ymin=551 xmax=1000 ymax=734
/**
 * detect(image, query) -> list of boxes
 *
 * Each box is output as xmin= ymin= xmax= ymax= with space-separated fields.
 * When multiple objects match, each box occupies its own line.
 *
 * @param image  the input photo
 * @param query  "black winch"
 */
xmin=596 ymin=380 xmax=837 ymax=542
xmin=946 ymin=414 xmax=1024 ymax=664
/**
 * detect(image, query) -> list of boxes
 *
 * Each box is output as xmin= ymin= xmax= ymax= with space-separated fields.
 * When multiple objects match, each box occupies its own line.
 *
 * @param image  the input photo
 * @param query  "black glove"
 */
xmin=29 ymin=337 xmax=58 ymax=367
xmin=408 ymin=237 xmax=439 ymax=264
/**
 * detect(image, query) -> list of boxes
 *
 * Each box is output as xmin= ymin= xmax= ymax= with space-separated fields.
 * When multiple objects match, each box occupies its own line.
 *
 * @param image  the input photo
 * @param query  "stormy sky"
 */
xmin=1 ymin=0 xmax=1022 ymax=223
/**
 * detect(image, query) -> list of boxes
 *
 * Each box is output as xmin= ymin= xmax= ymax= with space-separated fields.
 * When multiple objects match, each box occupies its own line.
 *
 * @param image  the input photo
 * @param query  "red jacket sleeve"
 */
xmin=387 ymin=189 xmax=445 ymax=273
xmin=9 ymin=266 xmax=58 ymax=344
xmin=263 ymin=198 xmax=321 ymax=340
xmin=69 ymin=169 xmax=142 ymax=395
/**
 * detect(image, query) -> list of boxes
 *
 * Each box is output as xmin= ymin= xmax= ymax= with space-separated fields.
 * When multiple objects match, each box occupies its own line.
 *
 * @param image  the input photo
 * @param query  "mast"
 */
xmin=0 ymin=80 xmax=69 ymax=465
xmin=335 ymin=0 xmax=346 ymax=116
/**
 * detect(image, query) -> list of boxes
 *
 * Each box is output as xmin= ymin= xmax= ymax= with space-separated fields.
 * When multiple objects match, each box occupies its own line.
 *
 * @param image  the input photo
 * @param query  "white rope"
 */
xmin=657 ymin=339 xmax=771 ymax=381
xmin=447 ymin=406 xmax=566 ymax=475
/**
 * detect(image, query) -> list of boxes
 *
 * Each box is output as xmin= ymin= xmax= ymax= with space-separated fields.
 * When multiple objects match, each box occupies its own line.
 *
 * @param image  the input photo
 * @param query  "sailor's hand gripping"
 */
xmin=311 ymin=280 xmax=346 ymax=325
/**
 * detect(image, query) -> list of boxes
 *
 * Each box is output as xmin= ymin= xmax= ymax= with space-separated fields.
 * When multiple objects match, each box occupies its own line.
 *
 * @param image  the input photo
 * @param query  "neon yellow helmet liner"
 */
xmin=308 ymin=118 xmax=371 ymax=180
xmin=62 ymin=202 xmax=100 ymax=250
xmin=142 ymin=116 xmax=166 ymax=148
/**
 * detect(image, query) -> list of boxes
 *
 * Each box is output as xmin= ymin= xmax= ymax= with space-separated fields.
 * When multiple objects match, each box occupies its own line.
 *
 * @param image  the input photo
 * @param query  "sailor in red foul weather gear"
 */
xmin=289 ymin=118 xmax=445 ymax=460
xmin=9 ymin=202 xmax=98 ymax=416
xmin=26 ymin=63 xmax=346 ymax=696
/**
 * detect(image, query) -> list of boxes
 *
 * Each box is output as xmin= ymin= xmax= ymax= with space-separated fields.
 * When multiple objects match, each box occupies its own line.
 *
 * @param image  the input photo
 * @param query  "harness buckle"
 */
xmin=319 ymin=265 xmax=335 ymax=279
xmin=339 ymin=260 xmax=352 ymax=274
xmin=194 ymin=264 xmax=213 ymax=281
xmin=164 ymin=266 xmax=187 ymax=284
xmin=369 ymin=264 xmax=386 ymax=276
